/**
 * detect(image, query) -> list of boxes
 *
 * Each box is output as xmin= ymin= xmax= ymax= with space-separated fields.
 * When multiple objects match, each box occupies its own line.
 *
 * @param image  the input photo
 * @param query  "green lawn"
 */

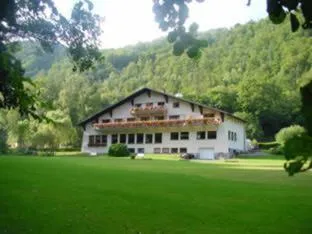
xmin=0 ymin=155 xmax=311 ymax=234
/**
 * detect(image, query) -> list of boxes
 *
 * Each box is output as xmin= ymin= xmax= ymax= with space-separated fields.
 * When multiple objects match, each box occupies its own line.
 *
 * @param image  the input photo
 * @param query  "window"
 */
xmin=180 ymin=148 xmax=187 ymax=153
xmin=169 ymin=115 xmax=179 ymax=120
xmin=158 ymin=102 xmax=165 ymax=106
xmin=138 ymin=148 xmax=145 ymax=153
xmin=170 ymin=132 xmax=179 ymax=140
xmin=135 ymin=103 xmax=142 ymax=107
xmin=128 ymin=134 xmax=135 ymax=144
xmin=231 ymin=132 xmax=234 ymax=141
xmin=102 ymin=119 xmax=110 ymax=123
xmin=136 ymin=133 xmax=144 ymax=144
xmin=171 ymin=148 xmax=178 ymax=153
xmin=155 ymin=133 xmax=162 ymax=143
xmin=228 ymin=131 xmax=231 ymax=140
xmin=204 ymin=113 xmax=215 ymax=118
xmin=89 ymin=135 xmax=107 ymax=146
xmin=234 ymin=133 xmax=237 ymax=141
xmin=173 ymin=102 xmax=180 ymax=108
xmin=146 ymin=102 xmax=153 ymax=107
xmin=197 ymin=131 xmax=206 ymax=140
xmin=127 ymin=118 xmax=136 ymax=122
xmin=120 ymin=134 xmax=127 ymax=144
xmin=128 ymin=148 xmax=135 ymax=153
xmin=154 ymin=148 xmax=161 ymax=153
xmin=162 ymin=148 xmax=170 ymax=153
xmin=114 ymin=118 xmax=123 ymax=122
xmin=145 ymin=134 xmax=153 ymax=144
xmin=88 ymin=135 xmax=94 ymax=145
xmin=140 ymin=117 xmax=150 ymax=121
xmin=208 ymin=131 xmax=217 ymax=139
xmin=101 ymin=135 xmax=107 ymax=145
xmin=111 ymin=134 xmax=118 ymax=144
xmin=180 ymin=132 xmax=189 ymax=140
xmin=155 ymin=116 xmax=164 ymax=120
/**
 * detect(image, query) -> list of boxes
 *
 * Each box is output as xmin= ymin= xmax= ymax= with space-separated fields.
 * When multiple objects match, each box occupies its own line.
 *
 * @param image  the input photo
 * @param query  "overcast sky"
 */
xmin=53 ymin=0 xmax=267 ymax=49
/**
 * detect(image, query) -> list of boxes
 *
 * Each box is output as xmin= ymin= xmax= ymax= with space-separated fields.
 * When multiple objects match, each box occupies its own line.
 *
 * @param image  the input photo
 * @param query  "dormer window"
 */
xmin=114 ymin=118 xmax=123 ymax=122
xmin=102 ymin=119 xmax=111 ymax=123
xmin=135 ymin=103 xmax=142 ymax=107
xmin=173 ymin=102 xmax=180 ymax=108
xmin=146 ymin=102 xmax=153 ymax=107
xmin=158 ymin=102 xmax=165 ymax=106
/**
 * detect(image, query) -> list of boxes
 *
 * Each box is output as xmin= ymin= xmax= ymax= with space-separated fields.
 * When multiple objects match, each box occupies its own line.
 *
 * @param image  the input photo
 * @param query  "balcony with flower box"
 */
xmin=129 ymin=105 xmax=167 ymax=117
xmin=93 ymin=118 xmax=222 ymax=132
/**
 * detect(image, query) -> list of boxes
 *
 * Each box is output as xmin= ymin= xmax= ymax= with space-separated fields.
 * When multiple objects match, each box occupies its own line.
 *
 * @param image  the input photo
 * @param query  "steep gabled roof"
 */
xmin=78 ymin=87 xmax=245 ymax=126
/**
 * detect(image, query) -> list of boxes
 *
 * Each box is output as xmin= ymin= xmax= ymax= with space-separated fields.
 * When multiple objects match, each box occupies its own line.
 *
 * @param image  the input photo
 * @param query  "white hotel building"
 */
xmin=79 ymin=88 xmax=246 ymax=159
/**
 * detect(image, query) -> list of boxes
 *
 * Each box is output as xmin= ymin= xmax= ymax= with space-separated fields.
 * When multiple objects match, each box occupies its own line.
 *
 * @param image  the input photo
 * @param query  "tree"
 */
xmin=0 ymin=0 xmax=103 ymax=118
xmin=153 ymin=0 xmax=312 ymax=58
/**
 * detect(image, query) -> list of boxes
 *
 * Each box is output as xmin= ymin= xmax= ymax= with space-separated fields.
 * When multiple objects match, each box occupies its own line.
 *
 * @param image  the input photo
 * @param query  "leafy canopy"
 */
xmin=0 ymin=0 xmax=103 ymax=118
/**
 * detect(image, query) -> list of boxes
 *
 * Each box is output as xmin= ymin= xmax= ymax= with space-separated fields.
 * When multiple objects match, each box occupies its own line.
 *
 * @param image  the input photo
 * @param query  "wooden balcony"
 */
xmin=93 ymin=118 xmax=221 ymax=132
xmin=129 ymin=106 xmax=167 ymax=116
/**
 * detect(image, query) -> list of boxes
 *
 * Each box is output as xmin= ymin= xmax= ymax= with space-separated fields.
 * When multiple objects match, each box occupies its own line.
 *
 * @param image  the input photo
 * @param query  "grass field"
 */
xmin=0 ymin=155 xmax=311 ymax=234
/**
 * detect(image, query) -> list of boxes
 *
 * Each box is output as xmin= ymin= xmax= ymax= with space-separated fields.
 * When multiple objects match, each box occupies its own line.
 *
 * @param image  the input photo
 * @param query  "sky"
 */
xmin=53 ymin=0 xmax=267 ymax=49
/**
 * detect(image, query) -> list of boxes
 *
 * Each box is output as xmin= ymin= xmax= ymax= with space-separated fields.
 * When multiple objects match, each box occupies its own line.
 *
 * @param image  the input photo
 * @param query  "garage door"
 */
xmin=199 ymin=148 xmax=215 ymax=160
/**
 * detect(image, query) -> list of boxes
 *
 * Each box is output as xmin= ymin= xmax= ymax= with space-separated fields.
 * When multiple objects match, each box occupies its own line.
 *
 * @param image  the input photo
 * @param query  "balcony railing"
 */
xmin=130 ymin=106 xmax=167 ymax=116
xmin=93 ymin=118 xmax=221 ymax=130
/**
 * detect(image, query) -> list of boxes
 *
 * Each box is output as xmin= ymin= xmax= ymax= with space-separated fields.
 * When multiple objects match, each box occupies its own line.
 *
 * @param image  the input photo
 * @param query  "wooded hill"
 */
xmin=7 ymin=18 xmax=312 ymax=147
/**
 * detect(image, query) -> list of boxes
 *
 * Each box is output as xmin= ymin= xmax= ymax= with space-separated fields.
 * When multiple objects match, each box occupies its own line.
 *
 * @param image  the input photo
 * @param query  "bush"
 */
xmin=284 ymin=134 xmax=312 ymax=161
xmin=108 ymin=144 xmax=130 ymax=157
xmin=275 ymin=125 xmax=306 ymax=146
xmin=258 ymin=142 xmax=279 ymax=150
xmin=0 ymin=129 xmax=8 ymax=154
xmin=268 ymin=145 xmax=283 ymax=155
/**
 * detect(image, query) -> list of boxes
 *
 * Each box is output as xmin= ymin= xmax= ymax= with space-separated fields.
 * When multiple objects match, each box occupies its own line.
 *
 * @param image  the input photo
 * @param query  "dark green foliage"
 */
xmin=258 ymin=142 xmax=279 ymax=150
xmin=0 ymin=129 xmax=8 ymax=154
xmin=0 ymin=0 xmax=102 ymax=118
xmin=275 ymin=125 xmax=306 ymax=146
xmin=108 ymin=144 xmax=130 ymax=157
xmin=268 ymin=145 xmax=283 ymax=155
xmin=283 ymin=134 xmax=312 ymax=176
xmin=300 ymin=80 xmax=312 ymax=136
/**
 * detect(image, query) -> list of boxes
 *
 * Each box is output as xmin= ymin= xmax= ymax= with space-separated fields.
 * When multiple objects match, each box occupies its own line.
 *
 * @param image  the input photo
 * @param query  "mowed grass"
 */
xmin=0 ymin=156 xmax=311 ymax=234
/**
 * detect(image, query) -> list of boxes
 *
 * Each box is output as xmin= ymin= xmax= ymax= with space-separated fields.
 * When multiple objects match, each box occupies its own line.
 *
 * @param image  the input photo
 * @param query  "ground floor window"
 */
xmin=155 ymin=133 xmax=162 ymax=143
xmin=138 ymin=148 xmax=145 ymax=153
xmin=154 ymin=148 xmax=161 ymax=153
xmin=120 ymin=134 xmax=127 ymax=144
xmin=179 ymin=148 xmax=187 ymax=153
xmin=171 ymin=148 xmax=178 ymax=153
xmin=208 ymin=131 xmax=217 ymax=139
xmin=136 ymin=133 xmax=144 ymax=144
xmin=145 ymin=134 xmax=153 ymax=144
xmin=162 ymin=148 xmax=170 ymax=153
xmin=111 ymin=134 xmax=118 ymax=144
xmin=128 ymin=134 xmax=135 ymax=144
xmin=89 ymin=135 xmax=107 ymax=147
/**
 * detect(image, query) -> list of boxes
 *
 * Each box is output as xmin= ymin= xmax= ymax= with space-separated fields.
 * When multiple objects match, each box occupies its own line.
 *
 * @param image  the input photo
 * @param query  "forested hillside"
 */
xmin=1 ymin=18 xmax=311 ymax=148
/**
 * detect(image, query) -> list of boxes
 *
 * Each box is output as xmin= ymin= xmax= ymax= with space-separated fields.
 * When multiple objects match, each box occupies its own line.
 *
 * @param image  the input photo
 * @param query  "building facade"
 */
xmin=79 ymin=88 xmax=246 ymax=159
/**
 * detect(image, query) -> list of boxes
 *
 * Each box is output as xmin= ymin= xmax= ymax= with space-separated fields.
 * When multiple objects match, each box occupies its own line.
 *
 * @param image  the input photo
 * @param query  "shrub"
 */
xmin=275 ymin=125 xmax=306 ymax=146
xmin=258 ymin=142 xmax=279 ymax=150
xmin=268 ymin=145 xmax=283 ymax=155
xmin=0 ymin=129 xmax=8 ymax=154
xmin=108 ymin=144 xmax=130 ymax=157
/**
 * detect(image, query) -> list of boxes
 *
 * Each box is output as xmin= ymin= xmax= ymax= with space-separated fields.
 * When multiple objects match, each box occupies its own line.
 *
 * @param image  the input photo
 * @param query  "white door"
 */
xmin=199 ymin=148 xmax=215 ymax=160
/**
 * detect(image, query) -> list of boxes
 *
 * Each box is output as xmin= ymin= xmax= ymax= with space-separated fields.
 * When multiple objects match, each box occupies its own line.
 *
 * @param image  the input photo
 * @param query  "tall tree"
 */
xmin=0 ymin=0 xmax=103 ymax=118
